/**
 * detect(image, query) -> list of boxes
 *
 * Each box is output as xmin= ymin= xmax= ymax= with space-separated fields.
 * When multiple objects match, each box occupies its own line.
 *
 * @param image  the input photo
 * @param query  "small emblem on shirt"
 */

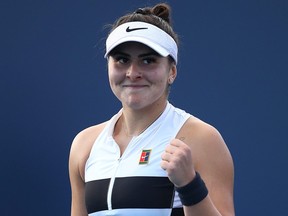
xmin=139 ymin=149 xmax=152 ymax=165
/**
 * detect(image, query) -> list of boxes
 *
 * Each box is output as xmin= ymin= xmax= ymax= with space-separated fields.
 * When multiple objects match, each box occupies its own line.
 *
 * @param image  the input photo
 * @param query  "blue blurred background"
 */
xmin=1 ymin=0 xmax=287 ymax=215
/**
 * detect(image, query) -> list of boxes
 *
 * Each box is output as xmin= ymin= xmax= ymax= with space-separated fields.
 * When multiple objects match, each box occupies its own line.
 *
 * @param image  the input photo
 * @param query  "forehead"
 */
xmin=110 ymin=42 xmax=159 ymax=56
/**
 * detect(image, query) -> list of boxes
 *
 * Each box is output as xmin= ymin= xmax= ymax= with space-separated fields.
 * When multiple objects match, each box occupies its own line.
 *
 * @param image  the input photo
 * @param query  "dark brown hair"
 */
xmin=108 ymin=3 xmax=179 ymax=46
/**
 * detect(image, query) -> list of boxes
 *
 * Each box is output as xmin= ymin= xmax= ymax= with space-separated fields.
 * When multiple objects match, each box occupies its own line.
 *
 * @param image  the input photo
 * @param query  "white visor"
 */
xmin=104 ymin=21 xmax=178 ymax=64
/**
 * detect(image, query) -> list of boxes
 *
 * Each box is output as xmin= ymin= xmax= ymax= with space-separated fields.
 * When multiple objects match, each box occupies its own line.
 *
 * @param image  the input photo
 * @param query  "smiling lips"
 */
xmin=123 ymin=84 xmax=148 ymax=88
xmin=122 ymin=84 xmax=149 ymax=93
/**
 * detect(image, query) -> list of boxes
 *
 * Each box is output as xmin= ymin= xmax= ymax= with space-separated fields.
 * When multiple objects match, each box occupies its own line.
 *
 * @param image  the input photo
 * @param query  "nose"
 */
xmin=126 ymin=62 xmax=142 ymax=80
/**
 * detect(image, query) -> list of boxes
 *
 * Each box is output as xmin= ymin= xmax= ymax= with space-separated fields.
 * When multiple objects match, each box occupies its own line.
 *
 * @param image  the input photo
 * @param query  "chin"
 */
xmin=123 ymin=99 xmax=150 ymax=110
xmin=121 ymin=94 xmax=161 ymax=110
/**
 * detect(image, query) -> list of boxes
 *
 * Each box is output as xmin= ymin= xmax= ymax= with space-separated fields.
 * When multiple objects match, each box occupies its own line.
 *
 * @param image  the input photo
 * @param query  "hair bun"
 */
xmin=152 ymin=3 xmax=171 ymax=23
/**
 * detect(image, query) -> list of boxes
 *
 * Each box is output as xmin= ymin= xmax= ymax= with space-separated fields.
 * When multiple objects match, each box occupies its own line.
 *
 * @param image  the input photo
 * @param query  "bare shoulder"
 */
xmin=69 ymin=122 xmax=107 ymax=180
xmin=177 ymin=115 xmax=234 ymax=180
xmin=178 ymin=116 xmax=232 ymax=160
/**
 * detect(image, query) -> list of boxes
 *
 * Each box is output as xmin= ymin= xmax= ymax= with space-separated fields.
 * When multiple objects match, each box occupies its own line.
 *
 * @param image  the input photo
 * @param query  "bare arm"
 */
xmin=69 ymin=123 xmax=106 ymax=216
xmin=161 ymin=118 xmax=235 ymax=216
xmin=69 ymin=133 xmax=89 ymax=216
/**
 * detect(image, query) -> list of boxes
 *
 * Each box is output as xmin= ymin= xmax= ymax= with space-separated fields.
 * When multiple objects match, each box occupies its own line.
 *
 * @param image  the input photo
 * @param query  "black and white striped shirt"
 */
xmin=85 ymin=102 xmax=191 ymax=216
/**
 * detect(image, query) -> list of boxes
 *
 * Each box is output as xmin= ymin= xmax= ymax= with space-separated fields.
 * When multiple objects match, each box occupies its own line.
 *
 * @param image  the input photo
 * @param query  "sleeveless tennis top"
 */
xmin=85 ymin=102 xmax=191 ymax=216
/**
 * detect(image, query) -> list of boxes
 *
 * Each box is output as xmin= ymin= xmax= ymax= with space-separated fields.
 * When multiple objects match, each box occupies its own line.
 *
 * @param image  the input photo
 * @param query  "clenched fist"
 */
xmin=161 ymin=138 xmax=196 ymax=187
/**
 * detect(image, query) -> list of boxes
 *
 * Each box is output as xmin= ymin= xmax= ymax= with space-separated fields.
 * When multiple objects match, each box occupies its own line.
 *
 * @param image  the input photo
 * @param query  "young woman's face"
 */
xmin=107 ymin=42 xmax=176 ymax=110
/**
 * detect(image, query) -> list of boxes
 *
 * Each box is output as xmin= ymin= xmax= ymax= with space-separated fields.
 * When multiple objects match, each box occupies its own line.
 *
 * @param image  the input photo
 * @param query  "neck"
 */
xmin=118 ymin=100 xmax=167 ymax=137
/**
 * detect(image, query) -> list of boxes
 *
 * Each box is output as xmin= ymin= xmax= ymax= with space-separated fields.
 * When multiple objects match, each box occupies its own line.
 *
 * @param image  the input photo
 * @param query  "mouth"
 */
xmin=122 ymin=84 xmax=148 ymax=89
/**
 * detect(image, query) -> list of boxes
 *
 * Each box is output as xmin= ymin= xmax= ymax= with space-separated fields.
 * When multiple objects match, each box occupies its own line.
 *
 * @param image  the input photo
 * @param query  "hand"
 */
xmin=161 ymin=138 xmax=196 ymax=187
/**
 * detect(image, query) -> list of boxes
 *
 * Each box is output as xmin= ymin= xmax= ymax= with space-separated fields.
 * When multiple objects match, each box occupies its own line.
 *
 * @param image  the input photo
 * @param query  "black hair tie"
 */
xmin=134 ymin=8 xmax=146 ymax=15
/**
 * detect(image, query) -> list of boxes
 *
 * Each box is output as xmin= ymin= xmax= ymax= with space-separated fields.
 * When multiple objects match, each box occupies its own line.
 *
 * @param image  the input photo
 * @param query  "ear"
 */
xmin=168 ymin=64 xmax=177 ymax=84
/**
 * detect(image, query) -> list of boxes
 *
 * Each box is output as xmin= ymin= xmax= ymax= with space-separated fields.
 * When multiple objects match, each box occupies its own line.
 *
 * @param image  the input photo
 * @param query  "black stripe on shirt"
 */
xmin=112 ymin=176 xmax=174 ymax=209
xmin=85 ymin=176 xmax=176 ymax=213
xmin=85 ymin=178 xmax=109 ymax=213
xmin=171 ymin=207 xmax=184 ymax=216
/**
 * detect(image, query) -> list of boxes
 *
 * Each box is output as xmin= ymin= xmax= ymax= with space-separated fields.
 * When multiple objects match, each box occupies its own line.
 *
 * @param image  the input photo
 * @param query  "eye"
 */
xmin=116 ymin=56 xmax=129 ymax=64
xmin=142 ymin=57 xmax=156 ymax=64
xmin=110 ymin=54 xmax=130 ymax=64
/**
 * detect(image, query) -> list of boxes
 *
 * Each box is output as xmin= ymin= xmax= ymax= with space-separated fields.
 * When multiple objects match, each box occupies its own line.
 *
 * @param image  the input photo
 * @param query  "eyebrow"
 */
xmin=139 ymin=52 xmax=161 ymax=58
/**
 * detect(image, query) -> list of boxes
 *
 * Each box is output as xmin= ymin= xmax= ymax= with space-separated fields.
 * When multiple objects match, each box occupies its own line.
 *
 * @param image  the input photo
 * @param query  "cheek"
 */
xmin=108 ymin=69 xmax=124 ymax=85
xmin=147 ymin=73 xmax=168 ymax=86
xmin=108 ymin=61 xmax=121 ymax=82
